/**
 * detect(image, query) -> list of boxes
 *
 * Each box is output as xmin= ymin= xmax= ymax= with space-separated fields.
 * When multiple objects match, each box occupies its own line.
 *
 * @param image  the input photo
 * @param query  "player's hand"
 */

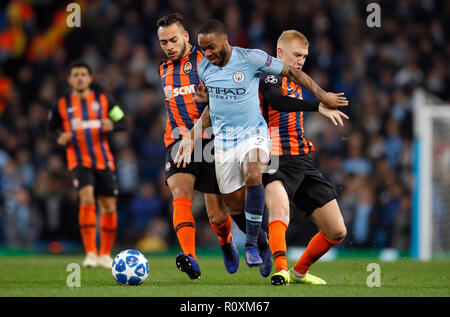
xmin=320 ymin=92 xmax=348 ymax=108
xmin=194 ymin=85 xmax=209 ymax=104
xmin=57 ymin=132 xmax=72 ymax=146
xmin=71 ymin=118 xmax=82 ymax=130
xmin=174 ymin=135 xmax=195 ymax=168
xmin=102 ymin=118 xmax=114 ymax=132
xmin=318 ymin=103 xmax=349 ymax=126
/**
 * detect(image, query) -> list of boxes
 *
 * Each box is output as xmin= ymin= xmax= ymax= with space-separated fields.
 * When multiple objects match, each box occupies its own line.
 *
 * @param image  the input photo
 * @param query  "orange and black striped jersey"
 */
xmin=159 ymin=46 xmax=207 ymax=147
xmin=48 ymin=90 xmax=126 ymax=171
xmin=259 ymin=73 xmax=315 ymax=156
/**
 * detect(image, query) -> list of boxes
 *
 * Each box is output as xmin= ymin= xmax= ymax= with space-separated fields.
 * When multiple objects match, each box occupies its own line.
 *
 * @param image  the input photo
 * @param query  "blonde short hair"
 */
xmin=277 ymin=30 xmax=309 ymax=49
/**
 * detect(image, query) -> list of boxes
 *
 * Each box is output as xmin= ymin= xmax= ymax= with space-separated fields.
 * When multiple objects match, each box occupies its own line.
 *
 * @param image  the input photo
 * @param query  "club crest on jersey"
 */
xmin=183 ymin=61 xmax=192 ymax=74
xmin=265 ymin=75 xmax=278 ymax=84
xmin=91 ymin=101 xmax=100 ymax=111
xmin=233 ymin=71 xmax=245 ymax=83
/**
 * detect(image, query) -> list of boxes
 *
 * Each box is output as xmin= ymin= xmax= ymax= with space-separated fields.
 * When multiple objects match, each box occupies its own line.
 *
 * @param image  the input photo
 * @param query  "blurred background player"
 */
xmin=260 ymin=30 xmax=348 ymax=285
xmin=47 ymin=60 xmax=127 ymax=268
xmin=157 ymin=13 xmax=239 ymax=280
xmin=176 ymin=19 xmax=347 ymax=275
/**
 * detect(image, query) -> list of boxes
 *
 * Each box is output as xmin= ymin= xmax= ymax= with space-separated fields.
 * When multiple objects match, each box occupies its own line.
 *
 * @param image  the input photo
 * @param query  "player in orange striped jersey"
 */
xmin=47 ymin=61 xmax=127 ymax=268
xmin=259 ymin=30 xmax=348 ymax=285
xmin=157 ymin=14 xmax=239 ymax=280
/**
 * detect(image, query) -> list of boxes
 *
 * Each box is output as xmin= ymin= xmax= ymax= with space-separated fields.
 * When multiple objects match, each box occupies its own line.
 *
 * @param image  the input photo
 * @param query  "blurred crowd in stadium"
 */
xmin=0 ymin=0 xmax=448 ymax=253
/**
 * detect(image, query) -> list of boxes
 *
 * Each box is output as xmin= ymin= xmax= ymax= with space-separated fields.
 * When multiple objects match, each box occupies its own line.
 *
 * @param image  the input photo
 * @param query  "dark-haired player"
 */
xmin=47 ymin=61 xmax=127 ymax=268
xmin=157 ymin=13 xmax=239 ymax=280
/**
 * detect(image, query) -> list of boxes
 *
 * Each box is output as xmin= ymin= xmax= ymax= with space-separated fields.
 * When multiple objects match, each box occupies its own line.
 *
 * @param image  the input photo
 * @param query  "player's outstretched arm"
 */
xmin=174 ymin=105 xmax=211 ymax=168
xmin=262 ymin=79 xmax=320 ymax=112
xmin=279 ymin=64 xmax=348 ymax=108
xmin=262 ymin=83 xmax=349 ymax=126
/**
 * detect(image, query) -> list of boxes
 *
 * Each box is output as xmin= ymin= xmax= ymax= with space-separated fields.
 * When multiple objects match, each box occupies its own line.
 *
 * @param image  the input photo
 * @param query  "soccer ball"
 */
xmin=112 ymin=249 xmax=149 ymax=285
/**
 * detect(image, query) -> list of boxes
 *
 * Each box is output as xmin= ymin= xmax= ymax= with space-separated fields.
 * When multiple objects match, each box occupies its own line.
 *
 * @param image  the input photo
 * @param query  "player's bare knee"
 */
xmin=327 ymin=226 xmax=347 ymax=242
xmin=80 ymin=197 xmax=95 ymax=206
xmin=268 ymin=204 xmax=289 ymax=222
xmin=337 ymin=226 xmax=347 ymax=241
xmin=99 ymin=200 xmax=116 ymax=214
xmin=215 ymin=207 xmax=228 ymax=224
xmin=170 ymin=186 xmax=193 ymax=200
xmin=206 ymin=205 xmax=227 ymax=226
xmin=243 ymin=169 xmax=262 ymax=186
xmin=79 ymin=188 xmax=95 ymax=206
xmin=209 ymin=215 xmax=220 ymax=226
xmin=209 ymin=213 xmax=226 ymax=226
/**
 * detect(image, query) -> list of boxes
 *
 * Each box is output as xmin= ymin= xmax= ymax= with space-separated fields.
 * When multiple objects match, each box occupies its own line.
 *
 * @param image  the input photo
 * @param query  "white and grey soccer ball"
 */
xmin=112 ymin=249 xmax=149 ymax=285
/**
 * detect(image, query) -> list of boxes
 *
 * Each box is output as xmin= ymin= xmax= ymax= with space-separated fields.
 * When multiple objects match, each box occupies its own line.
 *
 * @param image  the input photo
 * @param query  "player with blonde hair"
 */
xmin=260 ymin=30 xmax=348 ymax=285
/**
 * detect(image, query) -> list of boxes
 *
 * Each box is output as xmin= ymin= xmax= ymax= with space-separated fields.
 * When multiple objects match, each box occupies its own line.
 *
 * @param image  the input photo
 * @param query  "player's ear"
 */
xmin=223 ymin=34 xmax=229 ymax=46
xmin=277 ymin=47 xmax=283 ymax=59
xmin=183 ymin=30 xmax=189 ymax=42
xmin=67 ymin=73 xmax=73 ymax=86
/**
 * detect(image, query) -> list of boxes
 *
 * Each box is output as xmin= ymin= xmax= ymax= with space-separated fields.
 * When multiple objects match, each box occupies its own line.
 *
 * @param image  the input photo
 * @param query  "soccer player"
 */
xmin=261 ymin=30 xmax=348 ymax=285
xmin=47 ymin=60 xmax=126 ymax=268
xmin=175 ymin=20 xmax=347 ymax=272
xmin=156 ymin=13 xmax=239 ymax=280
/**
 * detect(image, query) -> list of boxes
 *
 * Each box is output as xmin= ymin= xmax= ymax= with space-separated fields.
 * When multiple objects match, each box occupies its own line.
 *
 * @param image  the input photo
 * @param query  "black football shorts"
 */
xmin=164 ymin=138 xmax=221 ymax=194
xmin=263 ymin=154 xmax=337 ymax=216
xmin=70 ymin=166 xmax=119 ymax=197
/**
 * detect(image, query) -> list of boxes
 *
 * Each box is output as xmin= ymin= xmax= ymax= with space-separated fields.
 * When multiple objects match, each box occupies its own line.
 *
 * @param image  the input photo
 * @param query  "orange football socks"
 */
xmin=100 ymin=212 xmax=117 ymax=256
xmin=210 ymin=212 xmax=232 ymax=246
xmin=269 ymin=220 xmax=289 ymax=272
xmin=79 ymin=204 xmax=97 ymax=255
xmin=173 ymin=197 xmax=197 ymax=259
xmin=293 ymin=231 xmax=342 ymax=275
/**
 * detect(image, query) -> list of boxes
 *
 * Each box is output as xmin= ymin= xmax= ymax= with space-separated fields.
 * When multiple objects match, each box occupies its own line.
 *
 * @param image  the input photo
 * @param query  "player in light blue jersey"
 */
xmin=175 ymin=19 xmax=348 ymax=273
xmin=197 ymin=45 xmax=283 ymax=151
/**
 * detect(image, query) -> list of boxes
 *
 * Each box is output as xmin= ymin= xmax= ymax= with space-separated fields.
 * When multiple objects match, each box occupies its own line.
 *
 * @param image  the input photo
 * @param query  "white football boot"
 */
xmin=82 ymin=252 xmax=98 ymax=268
xmin=97 ymin=254 xmax=114 ymax=268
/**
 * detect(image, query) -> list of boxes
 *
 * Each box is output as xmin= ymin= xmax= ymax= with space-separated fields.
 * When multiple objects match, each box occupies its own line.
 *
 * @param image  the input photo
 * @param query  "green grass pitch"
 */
xmin=0 ymin=254 xmax=449 ymax=297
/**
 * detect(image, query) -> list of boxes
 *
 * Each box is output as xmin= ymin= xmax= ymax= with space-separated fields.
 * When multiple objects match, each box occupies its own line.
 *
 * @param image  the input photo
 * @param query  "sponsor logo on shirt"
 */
xmin=71 ymin=118 xmax=101 ymax=130
xmin=163 ymin=84 xmax=196 ymax=99
xmin=206 ymin=86 xmax=247 ymax=101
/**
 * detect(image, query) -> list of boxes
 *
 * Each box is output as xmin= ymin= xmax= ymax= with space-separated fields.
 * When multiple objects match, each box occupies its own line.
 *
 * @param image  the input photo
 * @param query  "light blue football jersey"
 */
xmin=198 ymin=46 xmax=284 ymax=150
